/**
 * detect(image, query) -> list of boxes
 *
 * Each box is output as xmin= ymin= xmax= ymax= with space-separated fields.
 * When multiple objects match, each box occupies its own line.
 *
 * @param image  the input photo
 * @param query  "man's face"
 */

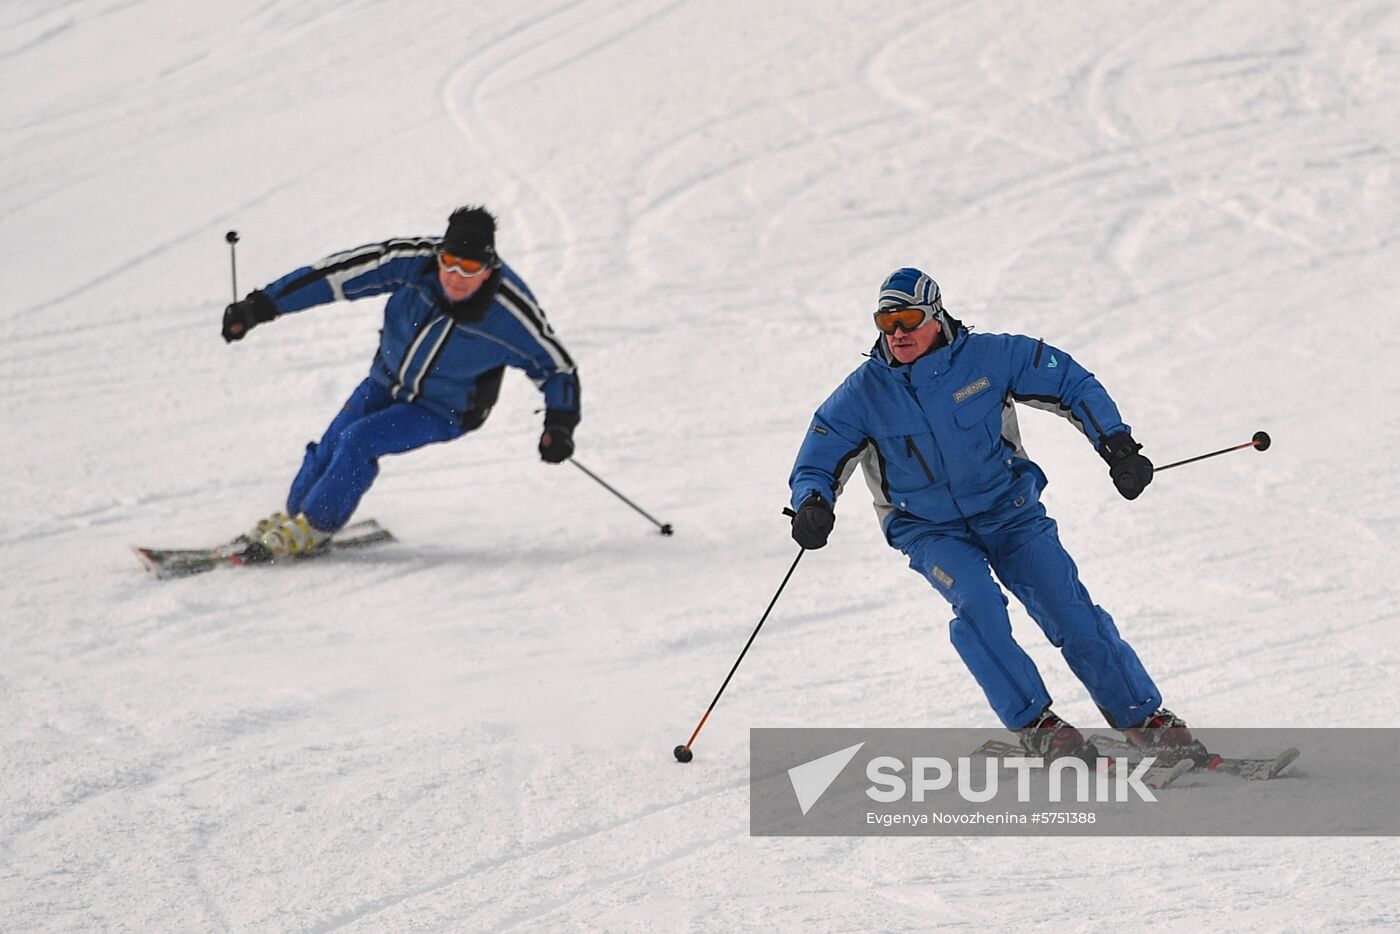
xmin=438 ymin=255 xmax=492 ymax=303
xmin=885 ymin=315 xmax=942 ymax=363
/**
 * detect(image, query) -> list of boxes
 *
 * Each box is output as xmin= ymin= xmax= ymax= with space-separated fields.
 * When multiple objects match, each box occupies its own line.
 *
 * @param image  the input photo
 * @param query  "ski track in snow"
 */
xmin=4 ymin=0 xmax=1400 ymax=930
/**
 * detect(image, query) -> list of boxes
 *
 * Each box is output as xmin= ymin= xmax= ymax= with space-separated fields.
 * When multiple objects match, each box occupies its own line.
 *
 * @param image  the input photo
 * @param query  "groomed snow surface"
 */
xmin=4 ymin=1 xmax=1400 ymax=930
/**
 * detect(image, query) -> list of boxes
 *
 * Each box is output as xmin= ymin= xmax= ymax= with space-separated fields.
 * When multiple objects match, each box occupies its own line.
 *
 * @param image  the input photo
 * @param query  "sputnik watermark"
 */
xmin=785 ymin=743 xmax=1159 ymax=819
xmin=863 ymin=755 xmax=1160 ymax=804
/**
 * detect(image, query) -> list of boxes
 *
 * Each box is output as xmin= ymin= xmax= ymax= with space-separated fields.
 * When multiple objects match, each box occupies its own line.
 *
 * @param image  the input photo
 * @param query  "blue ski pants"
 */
xmin=287 ymin=379 xmax=464 ymax=532
xmin=887 ymin=500 xmax=1161 ymax=730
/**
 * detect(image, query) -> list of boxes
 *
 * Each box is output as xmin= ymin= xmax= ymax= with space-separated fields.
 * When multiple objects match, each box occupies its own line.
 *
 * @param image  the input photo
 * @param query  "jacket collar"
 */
xmin=427 ymin=260 xmax=504 ymax=323
xmin=870 ymin=328 xmax=968 ymax=380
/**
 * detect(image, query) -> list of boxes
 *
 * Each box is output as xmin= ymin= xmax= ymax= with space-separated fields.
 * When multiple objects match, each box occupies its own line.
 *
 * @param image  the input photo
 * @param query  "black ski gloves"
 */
xmin=539 ymin=411 xmax=575 ymax=464
xmin=1100 ymin=431 xmax=1153 ymax=500
xmin=790 ymin=493 xmax=835 ymax=549
xmin=222 ymin=290 xmax=277 ymax=343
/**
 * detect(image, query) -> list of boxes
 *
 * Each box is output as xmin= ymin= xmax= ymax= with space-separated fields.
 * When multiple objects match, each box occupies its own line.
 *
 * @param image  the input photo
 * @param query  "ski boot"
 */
xmin=1018 ymin=709 xmax=1100 ymax=766
xmin=1121 ymin=709 xmax=1215 ymax=768
xmin=250 ymin=512 xmax=332 ymax=561
xmin=242 ymin=512 xmax=290 ymax=545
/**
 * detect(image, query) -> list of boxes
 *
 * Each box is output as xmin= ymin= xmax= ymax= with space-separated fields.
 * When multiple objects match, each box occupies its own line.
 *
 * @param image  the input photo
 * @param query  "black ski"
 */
xmin=132 ymin=519 xmax=394 ymax=580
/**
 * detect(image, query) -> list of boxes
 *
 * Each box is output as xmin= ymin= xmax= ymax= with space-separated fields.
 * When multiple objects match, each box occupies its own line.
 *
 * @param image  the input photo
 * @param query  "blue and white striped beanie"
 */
xmin=878 ymin=267 xmax=940 ymax=313
xmin=876 ymin=267 xmax=962 ymax=334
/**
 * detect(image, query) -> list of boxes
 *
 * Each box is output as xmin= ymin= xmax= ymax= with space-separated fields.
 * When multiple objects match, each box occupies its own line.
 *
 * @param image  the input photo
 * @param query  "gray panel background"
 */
xmin=752 ymin=729 xmax=1400 ymax=836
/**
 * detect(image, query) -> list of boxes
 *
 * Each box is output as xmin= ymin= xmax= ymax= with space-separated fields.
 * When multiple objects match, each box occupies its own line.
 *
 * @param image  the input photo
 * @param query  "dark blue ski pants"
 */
xmin=887 ymin=500 xmax=1161 ymax=730
xmin=287 ymin=379 xmax=463 ymax=532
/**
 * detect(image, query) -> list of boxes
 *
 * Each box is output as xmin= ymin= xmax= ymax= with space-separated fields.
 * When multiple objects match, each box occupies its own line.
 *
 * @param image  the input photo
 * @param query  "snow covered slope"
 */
xmin=3 ymin=0 xmax=1399 ymax=929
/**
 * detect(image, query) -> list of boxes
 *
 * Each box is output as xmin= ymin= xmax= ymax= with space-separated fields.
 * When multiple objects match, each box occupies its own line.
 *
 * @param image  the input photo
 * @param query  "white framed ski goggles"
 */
xmin=437 ymin=251 xmax=492 ymax=278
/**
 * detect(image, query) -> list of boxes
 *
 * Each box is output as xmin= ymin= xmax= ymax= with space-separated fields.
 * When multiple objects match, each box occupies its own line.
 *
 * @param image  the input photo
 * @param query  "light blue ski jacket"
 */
xmin=790 ymin=328 xmax=1130 ymax=534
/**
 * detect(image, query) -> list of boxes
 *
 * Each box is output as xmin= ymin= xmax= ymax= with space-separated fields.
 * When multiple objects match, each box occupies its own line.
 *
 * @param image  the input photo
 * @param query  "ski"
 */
xmin=969 ymin=739 xmax=1193 ymax=790
xmin=1087 ymin=734 xmax=1300 ymax=781
xmin=132 ymin=519 xmax=395 ymax=580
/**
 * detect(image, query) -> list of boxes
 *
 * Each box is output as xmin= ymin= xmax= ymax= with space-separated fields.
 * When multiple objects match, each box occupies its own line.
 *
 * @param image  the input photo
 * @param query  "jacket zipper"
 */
xmin=905 ymin=436 xmax=935 ymax=483
xmin=1080 ymin=404 xmax=1107 ymax=438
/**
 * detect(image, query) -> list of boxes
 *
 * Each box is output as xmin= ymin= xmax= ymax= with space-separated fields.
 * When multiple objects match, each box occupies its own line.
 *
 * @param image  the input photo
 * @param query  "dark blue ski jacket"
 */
xmin=790 ymin=327 xmax=1130 ymax=535
xmin=259 ymin=237 xmax=579 ymax=430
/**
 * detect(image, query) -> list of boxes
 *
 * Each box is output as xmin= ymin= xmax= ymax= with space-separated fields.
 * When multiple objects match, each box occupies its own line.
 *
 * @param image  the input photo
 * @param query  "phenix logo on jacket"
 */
xmin=789 ymin=323 xmax=1130 ymax=536
xmin=260 ymin=237 xmax=579 ymax=430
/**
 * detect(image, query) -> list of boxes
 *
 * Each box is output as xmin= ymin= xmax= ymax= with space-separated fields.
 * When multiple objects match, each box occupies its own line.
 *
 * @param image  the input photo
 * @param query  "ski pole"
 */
xmin=675 ymin=530 xmax=805 ymax=763
xmin=569 ymin=459 xmax=673 ymax=535
xmin=225 ymin=230 xmax=240 ymax=302
xmin=1155 ymin=430 xmax=1271 ymax=473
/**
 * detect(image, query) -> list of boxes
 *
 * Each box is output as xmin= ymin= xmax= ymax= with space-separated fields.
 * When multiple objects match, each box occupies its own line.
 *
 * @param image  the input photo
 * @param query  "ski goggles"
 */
xmin=874 ymin=304 xmax=937 ymax=334
xmin=437 ymin=251 xmax=492 ymax=277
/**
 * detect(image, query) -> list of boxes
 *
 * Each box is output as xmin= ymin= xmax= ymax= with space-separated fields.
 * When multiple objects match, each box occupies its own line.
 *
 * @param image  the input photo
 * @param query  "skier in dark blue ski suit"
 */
xmin=221 ymin=206 xmax=579 ymax=557
xmin=788 ymin=267 xmax=1199 ymax=760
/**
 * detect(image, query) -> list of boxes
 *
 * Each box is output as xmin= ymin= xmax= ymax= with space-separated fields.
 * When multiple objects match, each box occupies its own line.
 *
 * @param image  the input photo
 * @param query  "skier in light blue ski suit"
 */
xmin=788 ymin=267 xmax=1196 ymax=759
